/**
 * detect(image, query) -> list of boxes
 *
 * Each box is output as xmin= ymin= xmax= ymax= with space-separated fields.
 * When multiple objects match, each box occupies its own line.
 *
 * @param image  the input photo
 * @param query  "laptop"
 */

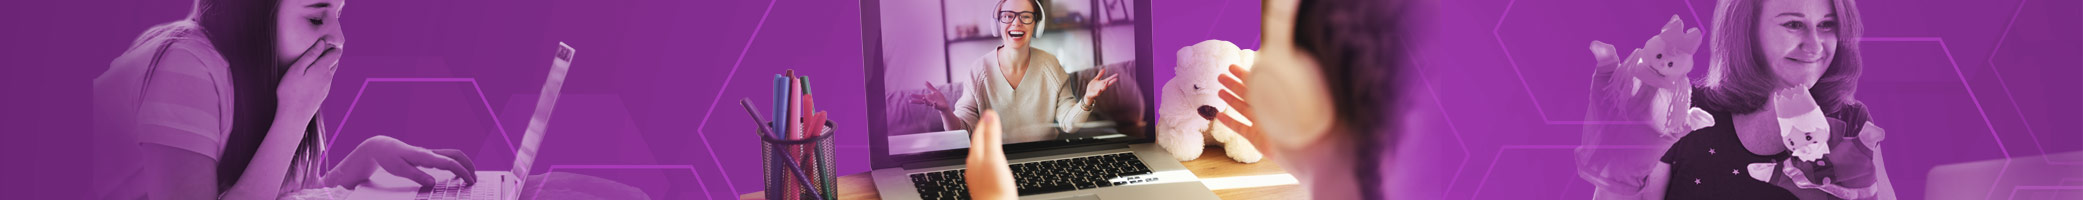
xmin=345 ymin=42 xmax=576 ymax=200
xmin=861 ymin=1 xmax=1218 ymax=199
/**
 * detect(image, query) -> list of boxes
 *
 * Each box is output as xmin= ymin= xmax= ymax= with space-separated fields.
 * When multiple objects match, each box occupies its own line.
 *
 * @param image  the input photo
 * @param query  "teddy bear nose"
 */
xmin=1197 ymin=105 xmax=1220 ymax=120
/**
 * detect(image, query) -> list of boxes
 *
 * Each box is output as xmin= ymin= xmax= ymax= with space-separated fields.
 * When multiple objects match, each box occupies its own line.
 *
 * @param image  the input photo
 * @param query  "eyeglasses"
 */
xmin=997 ymin=11 xmax=1037 ymax=25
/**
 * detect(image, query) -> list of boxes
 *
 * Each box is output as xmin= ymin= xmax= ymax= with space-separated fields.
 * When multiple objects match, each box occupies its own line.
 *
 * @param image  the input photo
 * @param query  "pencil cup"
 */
xmin=762 ymin=120 xmax=837 ymax=200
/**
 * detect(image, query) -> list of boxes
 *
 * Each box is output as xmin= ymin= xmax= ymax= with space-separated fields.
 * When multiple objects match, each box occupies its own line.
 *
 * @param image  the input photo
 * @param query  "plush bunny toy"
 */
xmin=1156 ymin=40 xmax=1262 ymax=163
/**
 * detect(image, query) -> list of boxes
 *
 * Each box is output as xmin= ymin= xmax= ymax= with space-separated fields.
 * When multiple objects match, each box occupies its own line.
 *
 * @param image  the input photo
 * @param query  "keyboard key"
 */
xmin=911 ymin=153 xmax=1153 ymax=198
xmin=1018 ymin=183 xmax=1077 ymax=196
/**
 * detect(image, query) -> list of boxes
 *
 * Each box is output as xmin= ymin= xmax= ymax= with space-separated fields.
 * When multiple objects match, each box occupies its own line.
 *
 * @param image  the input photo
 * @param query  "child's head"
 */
xmin=1251 ymin=0 xmax=1416 ymax=198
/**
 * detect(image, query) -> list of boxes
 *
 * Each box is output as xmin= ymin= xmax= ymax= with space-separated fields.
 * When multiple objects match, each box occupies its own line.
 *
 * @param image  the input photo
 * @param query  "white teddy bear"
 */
xmin=1157 ymin=40 xmax=1263 ymax=163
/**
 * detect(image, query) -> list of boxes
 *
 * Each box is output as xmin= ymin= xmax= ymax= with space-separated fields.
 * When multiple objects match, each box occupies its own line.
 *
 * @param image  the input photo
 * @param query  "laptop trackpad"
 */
xmin=1048 ymin=194 xmax=1103 ymax=200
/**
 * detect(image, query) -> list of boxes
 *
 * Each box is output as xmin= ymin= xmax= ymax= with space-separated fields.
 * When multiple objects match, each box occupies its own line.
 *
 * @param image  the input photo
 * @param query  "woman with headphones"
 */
xmin=909 ymin=0 xmax=1122 ymax=144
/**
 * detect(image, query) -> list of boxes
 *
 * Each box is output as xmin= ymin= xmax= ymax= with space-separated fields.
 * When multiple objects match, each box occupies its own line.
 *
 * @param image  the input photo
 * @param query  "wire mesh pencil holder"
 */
xmin=762 ymin=120 xmax=837 ymax=200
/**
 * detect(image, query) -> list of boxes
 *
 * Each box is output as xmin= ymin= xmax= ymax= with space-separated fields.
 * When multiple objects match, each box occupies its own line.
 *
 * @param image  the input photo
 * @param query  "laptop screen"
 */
xmin=513 ymin=42 xmax=574 ymax=179
xmin=864 ymin=0 xmax=1153 ymax=168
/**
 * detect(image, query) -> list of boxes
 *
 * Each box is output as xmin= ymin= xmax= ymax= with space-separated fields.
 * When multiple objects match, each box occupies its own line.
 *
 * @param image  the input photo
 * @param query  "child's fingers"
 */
xmin=1220 ymin=89 xmax=1253 ymax=119
xmin=287 ymin=37 xmax=334 ymax=74
xmin=1217 ymin=111 xmax=1258 ymax=149
xmin=970 ymin=117 xmax=988 ymax=155
xmin=971 ymin=111 xmax=993 ymax=146
xmin=308 ymin=46 xmax=343 ymax=76
xmin=1219 ymin=71 xmax=1249 ymax=97
xmin=1227 ymin=64 xmax=1253 ymax=82
xmin=318 ymin=46 xmax=343 ymax=73
xmin=977 ymin=111 xmax=1003 ymax=154
xmin=378 ymin=160 xmax=439 ymax=187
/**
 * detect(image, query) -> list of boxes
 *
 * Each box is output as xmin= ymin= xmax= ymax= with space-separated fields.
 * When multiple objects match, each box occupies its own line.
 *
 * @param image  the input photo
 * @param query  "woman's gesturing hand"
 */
xmin=912 ymin=82 xmax=954 ymax=112
xmin=965 ymin=111 xmax=1018 ymax=200
xmin=320 ymin=135 xmax=478 ymax=189
xmin=1082 ymin=68 xmax=1121 ymax=103
xmin=277 ymin=36 xmax=342 ymax=119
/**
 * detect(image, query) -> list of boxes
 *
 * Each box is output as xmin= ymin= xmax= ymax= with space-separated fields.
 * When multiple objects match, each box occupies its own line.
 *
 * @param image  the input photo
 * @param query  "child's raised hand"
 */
xmin=1216 ymin=64 xmax=1261 ymax=152
xmin=965 ymin=111 xmax=1017 ymax=200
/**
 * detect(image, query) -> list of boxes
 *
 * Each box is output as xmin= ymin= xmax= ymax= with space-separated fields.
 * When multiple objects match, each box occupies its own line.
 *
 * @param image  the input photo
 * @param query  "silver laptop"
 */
xmin=867 ymin=129 xmax=1219 ymax=200
xmin=346 ymin=42 xmax=575 ymax=200
xmin=860 ymin=0 xmax=1216 ymax=199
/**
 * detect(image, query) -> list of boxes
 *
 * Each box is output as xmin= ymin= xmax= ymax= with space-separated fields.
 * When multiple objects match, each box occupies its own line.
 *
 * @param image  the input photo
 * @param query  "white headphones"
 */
xmin=995 ymin=0 xmax=1046 ymax=39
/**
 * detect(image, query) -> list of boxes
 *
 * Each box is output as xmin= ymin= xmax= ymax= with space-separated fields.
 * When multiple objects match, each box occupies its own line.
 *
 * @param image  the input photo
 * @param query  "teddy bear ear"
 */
xmin=1677 ymin=28 xmax=1704 ymax=52
xmin=1661 ymin=15 xmax=1686 ymax=33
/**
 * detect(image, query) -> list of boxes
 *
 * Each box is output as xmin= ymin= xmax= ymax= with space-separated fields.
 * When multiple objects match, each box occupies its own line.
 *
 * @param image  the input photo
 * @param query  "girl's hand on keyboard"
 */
xmin=966 ymin=111 xmax=1018 ymax=200
xmin=320 ymin=135 xmax=480 ymax=189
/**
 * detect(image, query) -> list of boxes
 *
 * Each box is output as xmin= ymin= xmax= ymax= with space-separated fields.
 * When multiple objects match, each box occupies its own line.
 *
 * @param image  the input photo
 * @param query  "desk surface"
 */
xmin=741 ymin=146 xmax=1304 ymax=199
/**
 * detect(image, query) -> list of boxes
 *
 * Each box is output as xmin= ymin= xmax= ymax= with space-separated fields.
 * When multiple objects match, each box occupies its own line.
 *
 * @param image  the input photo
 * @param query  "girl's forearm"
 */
xmin=222 ymin=113 xmax=316 ymax=199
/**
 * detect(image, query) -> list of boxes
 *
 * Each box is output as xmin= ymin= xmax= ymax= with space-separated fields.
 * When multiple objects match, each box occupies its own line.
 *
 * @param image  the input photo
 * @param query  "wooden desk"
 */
xmin=741 ymin=147 xmax=1304 ymax=199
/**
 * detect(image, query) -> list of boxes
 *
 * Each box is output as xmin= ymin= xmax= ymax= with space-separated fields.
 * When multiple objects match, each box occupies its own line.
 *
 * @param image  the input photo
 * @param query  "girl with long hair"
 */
xmin=94 ymin=0 xmax=479 ymax=199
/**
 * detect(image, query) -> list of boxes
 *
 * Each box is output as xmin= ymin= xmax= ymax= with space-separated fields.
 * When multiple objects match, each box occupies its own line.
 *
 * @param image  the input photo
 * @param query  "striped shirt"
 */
xmin=92 ymin=20 xmax=323 ymax=199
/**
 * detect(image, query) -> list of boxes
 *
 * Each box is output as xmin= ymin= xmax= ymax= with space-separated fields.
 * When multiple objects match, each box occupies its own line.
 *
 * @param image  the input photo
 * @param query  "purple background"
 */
xmin=1411 ymin=0 xmax=2083 ymax=199
xmin=1 ymin=0 xmax=2076 ymax=199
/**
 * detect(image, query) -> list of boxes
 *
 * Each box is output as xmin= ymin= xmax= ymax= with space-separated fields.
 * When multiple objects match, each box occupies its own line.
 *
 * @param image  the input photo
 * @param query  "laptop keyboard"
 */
xmin=909 ymin=152 xmax=1155 ymax=200
xmin=416 ymin=177 xmax=499 ymax=200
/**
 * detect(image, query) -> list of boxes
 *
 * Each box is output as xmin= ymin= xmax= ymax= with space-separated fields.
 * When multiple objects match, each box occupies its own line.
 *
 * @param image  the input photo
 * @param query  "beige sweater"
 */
xmin=950 ymin=47 xmax=1093 ymax=143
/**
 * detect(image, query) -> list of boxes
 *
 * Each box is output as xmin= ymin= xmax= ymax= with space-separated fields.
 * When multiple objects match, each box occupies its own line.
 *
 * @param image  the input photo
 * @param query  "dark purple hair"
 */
xmin=1290 ymin=0 xmax=1415 ymax=198
xmin=196 ymin=0 xmax=322 ymax=192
